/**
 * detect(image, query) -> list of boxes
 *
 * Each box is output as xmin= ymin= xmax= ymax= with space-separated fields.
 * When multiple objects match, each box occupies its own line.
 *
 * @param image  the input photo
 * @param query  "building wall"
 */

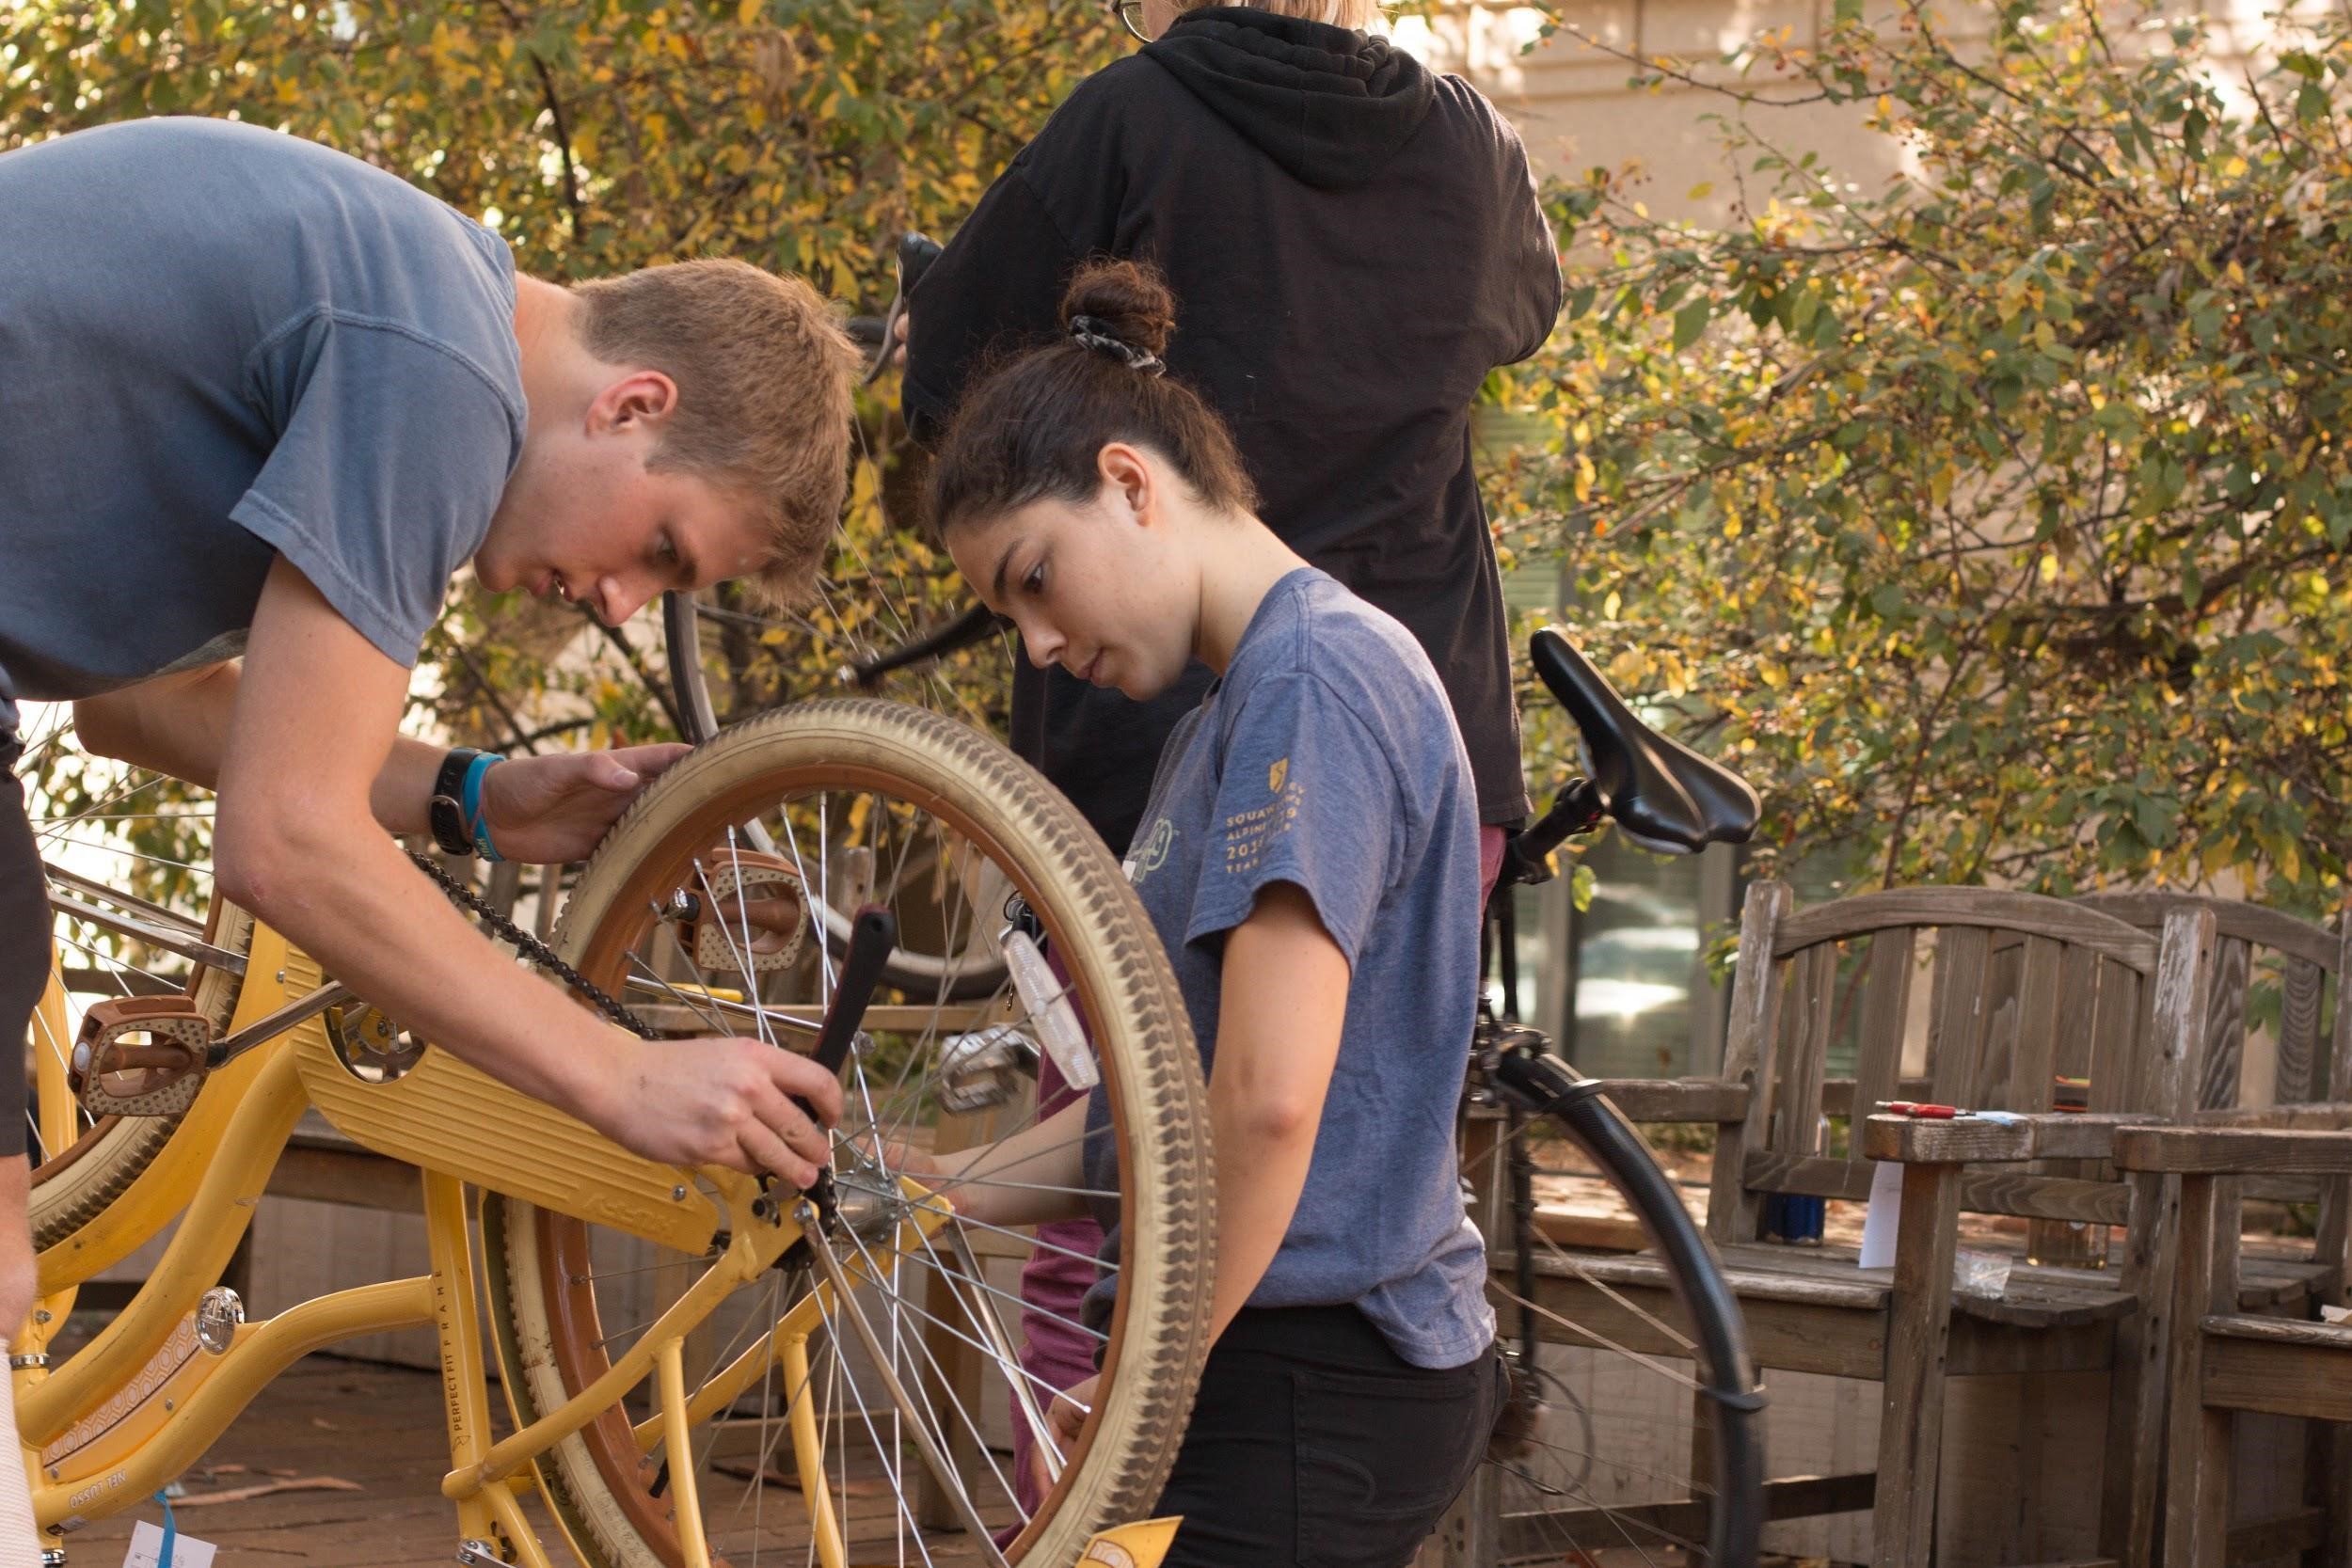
xmin=1407 ymin=0 xmax=2305 ymax=209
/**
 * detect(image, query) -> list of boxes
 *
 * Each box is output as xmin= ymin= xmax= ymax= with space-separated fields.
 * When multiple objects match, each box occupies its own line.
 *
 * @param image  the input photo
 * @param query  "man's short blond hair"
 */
xmin=572 ymin=259 xmax=859 ymax=607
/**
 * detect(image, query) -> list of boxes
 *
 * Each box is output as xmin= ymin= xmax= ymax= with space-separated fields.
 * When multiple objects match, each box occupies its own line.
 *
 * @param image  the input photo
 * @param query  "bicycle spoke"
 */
xmin=808 ymin=1276 xmax=951 ymax=1568
xmin=626 ymin=946 xmax=735 ymax=1035
xmin=835 ymin=1215 xmax=1029 ymax=1529
xmin=770 ymin=812 xmax=840 ymax=1008
xmin=695 ymin=847 xmax=778 ymax=1048
xmin=1527 ymin=1224 xmax=1704 ymax=1361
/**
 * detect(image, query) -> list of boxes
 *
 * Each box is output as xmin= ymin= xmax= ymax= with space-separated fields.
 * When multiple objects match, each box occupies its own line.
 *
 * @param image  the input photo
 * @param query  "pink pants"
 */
xmin=1006 ymin=824 xmax=1507 ymax=1511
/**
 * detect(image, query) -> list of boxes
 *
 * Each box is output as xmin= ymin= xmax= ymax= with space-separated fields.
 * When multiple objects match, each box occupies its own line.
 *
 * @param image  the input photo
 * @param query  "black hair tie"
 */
xmin=1068 ymin=314 xmax=1167 ymax=376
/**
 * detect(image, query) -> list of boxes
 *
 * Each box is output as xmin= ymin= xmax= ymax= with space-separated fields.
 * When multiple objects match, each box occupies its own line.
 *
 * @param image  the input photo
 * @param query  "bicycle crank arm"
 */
xmin=780 ymin=908 xmax=899 ymax=1226
xmin=811 ymin=907 xmax=898 ymax=1076
xmin=209 ymin=980 xmax=357 ymax=1069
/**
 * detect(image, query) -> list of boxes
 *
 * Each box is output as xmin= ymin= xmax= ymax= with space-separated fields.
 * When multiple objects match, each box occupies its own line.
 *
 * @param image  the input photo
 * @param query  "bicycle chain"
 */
xmin=406 ymin=850 xmax=658 ymax=1040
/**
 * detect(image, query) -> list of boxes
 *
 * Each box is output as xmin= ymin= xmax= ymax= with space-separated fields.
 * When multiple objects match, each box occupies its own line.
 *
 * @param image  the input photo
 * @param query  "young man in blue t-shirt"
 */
xmin=0 ymin=119 xmax=862 ymax=1512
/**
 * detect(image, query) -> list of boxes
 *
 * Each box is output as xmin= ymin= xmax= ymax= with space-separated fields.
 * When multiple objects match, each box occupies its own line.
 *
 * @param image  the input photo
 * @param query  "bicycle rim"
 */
xmin=13 ymin=703 xmax=252 ymax=1248
xmin=1470 ymin=1066 xmax=1765 ymax=1567
xmin=486 ymin=699 xmax=1213 ymax=1567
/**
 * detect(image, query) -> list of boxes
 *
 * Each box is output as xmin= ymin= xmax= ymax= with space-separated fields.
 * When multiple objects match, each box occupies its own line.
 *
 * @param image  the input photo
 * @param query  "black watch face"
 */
xmin=429 ymin=793 xmax=473 ymax=856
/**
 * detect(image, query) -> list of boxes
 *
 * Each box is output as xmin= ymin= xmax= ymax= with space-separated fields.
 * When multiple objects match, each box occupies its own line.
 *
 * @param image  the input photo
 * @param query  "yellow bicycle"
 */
xmin=21 ymin=698 xmax=1212 ymax=1567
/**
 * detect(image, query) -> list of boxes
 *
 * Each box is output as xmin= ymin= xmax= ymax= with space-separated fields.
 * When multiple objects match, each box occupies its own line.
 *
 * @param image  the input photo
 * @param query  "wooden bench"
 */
xmin=2077 ymin=895 xmax=2351 ymax=1117
xmin=1482 ymin=883 xmax=2220 ymax=1567
xmin=2115 ymin=1120 xmax=2352 ymax=1567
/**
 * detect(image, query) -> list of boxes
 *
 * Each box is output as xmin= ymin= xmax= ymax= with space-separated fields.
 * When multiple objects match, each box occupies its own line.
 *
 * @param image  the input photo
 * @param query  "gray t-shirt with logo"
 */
xmin=0 ymin=117 xmax=526 ymax=747
xmin=1086 ymin=567 xmax=1494 ymax=1370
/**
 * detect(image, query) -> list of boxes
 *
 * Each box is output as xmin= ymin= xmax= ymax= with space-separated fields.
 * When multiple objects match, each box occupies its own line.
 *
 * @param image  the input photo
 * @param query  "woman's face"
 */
xmin=948 ymin=451 xmax=1201 ymax=703
xmin=1140 ymin=0 xmax=1184 ymax=38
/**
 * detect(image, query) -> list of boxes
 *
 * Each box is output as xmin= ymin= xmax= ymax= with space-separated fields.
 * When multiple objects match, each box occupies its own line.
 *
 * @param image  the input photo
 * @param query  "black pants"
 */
xmin=1154 ymin=1304 xmax=1503 ymax=1568
xmin=1 ymin=751 xmax=42 ymax=1159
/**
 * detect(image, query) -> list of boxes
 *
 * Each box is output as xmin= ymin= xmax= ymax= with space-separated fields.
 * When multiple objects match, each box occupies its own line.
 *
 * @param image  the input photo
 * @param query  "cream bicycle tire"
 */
xmin=486 ymin=699 xmax=1214 ymax=1567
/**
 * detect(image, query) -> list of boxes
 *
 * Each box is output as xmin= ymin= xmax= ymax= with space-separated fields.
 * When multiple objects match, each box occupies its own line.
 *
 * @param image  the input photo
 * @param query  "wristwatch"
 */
xmin=429 ymin=748 xmax=488 ymax=857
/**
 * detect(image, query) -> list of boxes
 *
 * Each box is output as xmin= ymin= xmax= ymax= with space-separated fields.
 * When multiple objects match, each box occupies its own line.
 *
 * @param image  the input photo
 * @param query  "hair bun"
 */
xmin=1060 ymin=260 xmax=1176 ymax=357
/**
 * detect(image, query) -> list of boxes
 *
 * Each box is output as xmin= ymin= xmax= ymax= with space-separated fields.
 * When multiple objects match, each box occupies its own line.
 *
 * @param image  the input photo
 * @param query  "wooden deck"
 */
xmin=42 ymin=1354 xmax=1019 ymax=1567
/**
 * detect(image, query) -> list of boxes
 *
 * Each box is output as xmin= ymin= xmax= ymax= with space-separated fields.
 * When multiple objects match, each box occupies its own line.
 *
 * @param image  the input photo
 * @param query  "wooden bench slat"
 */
xmin=1518 ymin=1246 xmax=1890 ymax=1309
xmin=1742 ymin=1148 xmax=2133 ymax=1225
xmin=1578 ymin=1078 xmax=1751 ymax=1123
xmin=1775 ymin=890 xmax=2157 ymax=968
xmin=1859 ymin=1112 xmax=2132 ymax=1164
xmin=2116 ymin=1126 xmax=2352 ymax=1175
xmin=2080 ymin=892 xmax=2344 ymax=971
xmin=2278 ymin=956 xmax=2327 ymax=1103
xmin=2201 ymin=1312 xmax=2352 ymax=1350
xmin=2198 ymin=934 xmax=2251 ymax=1112
xmin=2206 ymin=1329 xmax=2352 ymax=1423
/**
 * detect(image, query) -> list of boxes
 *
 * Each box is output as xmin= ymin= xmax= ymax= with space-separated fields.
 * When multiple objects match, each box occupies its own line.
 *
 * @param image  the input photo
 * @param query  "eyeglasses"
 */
xmin=1104 ymin=0 xmax=1150 ymax=42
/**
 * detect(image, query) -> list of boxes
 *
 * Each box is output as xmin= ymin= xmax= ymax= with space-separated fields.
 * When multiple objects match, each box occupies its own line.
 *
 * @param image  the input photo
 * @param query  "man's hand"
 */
xmin=588 ymin=1035 xmax=845 ymax=1188
xmin=482 ymin=743 xmax=691 ymax=863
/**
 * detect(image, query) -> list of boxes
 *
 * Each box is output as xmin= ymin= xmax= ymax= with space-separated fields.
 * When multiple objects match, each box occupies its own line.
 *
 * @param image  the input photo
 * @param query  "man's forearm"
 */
xmin=225 ymin=807 xmax=623 ymax=1121
xmin=76 ymin=663 xmax=453 ymax=837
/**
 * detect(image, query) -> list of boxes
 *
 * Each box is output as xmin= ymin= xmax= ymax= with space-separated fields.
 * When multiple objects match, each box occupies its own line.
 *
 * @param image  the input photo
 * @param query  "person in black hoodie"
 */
xmin=903 ymin=1 xmax=1559 ymax=1550
xmin=909 ymin=3 xmax=1560 ymax=858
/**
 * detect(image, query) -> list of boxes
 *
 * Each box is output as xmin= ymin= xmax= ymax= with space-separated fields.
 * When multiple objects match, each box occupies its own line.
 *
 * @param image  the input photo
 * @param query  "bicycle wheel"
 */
xmin=1465 ymin=1047 xmax=1765 ymax=1567
xmin=486 ymin=698 xmax=1214 ymax=1567
xmin=12 ymin=704 xmax=254 ymax=1248
xmin=663 ymin=449 xmax=1025 ymax=1006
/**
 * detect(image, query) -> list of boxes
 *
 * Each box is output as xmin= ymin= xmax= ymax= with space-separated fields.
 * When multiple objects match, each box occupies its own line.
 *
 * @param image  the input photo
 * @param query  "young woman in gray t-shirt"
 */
xmin=912 ymin=261 xmax=1502 ymax=1568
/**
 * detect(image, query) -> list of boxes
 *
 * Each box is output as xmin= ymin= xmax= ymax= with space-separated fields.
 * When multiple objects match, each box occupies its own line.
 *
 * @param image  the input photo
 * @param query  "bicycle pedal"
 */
xmin=937 ymin=1025 xmax=1039 ymax=1112
xmin=455 ymin=1542 xmax=516 ymax=1568
xmin=68 ymin=997 xmax=213 ymax=1117
xmin=690 ymin=852 xmax=807 ymax=974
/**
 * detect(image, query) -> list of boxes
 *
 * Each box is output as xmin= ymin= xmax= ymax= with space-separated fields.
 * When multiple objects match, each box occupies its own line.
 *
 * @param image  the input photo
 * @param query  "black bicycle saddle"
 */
xmin=1530 ymin=626 xmax=1760 ymax=855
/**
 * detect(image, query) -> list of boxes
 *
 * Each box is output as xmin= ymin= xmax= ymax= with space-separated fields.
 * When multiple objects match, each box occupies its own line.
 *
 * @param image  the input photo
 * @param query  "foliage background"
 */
xmin=1501 ymin=0 xmax=2350 ymax=915
xmin=7 ymin=0 xmax=2345 ymax=918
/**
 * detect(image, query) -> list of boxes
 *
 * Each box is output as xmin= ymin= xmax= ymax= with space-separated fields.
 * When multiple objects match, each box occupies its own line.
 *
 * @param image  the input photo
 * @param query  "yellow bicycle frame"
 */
xmin=19 ymin=918 xmax=1171 ymax=1567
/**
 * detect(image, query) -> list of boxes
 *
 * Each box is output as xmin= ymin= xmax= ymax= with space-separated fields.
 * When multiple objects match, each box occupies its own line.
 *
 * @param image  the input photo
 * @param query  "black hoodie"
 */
xmin=907 ymin=6 xmax=1561 ymax=851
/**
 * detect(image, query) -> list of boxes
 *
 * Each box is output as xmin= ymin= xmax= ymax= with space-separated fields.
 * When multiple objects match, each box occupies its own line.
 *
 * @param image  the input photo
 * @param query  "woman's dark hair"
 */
xmin=927 ymin=260 xmax=1258 ymax=539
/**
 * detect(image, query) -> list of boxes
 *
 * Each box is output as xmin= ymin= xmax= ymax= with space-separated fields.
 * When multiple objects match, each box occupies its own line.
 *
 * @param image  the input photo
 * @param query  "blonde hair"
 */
xmin=1174 ymin=0 xmax=1384 ymax=28
xmin=571 ymin=259 xmax=859 ymax=608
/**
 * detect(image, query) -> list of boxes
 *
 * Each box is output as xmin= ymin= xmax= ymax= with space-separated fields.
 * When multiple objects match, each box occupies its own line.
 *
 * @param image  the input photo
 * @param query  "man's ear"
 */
xmin=589 ymin=369 xmax=679 ymax=435
xmin=1098 ymin=442 xmax=1155 ymax=526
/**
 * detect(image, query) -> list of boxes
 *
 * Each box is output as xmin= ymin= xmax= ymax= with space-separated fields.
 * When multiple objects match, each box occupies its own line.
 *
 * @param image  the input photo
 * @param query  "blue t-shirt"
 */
xmin=0 ymin=118 xmax=527 ymax=743
xmin=1086 ymin=567 xmax=1493 ymax=1370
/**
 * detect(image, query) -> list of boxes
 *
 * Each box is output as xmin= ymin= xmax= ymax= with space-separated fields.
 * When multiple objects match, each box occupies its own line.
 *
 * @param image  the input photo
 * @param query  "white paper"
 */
xmin=122 ymin=1518 xmax=217 ymax=1568
xmin=1857 ymin=1159 xmax=1903 ymax=1269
